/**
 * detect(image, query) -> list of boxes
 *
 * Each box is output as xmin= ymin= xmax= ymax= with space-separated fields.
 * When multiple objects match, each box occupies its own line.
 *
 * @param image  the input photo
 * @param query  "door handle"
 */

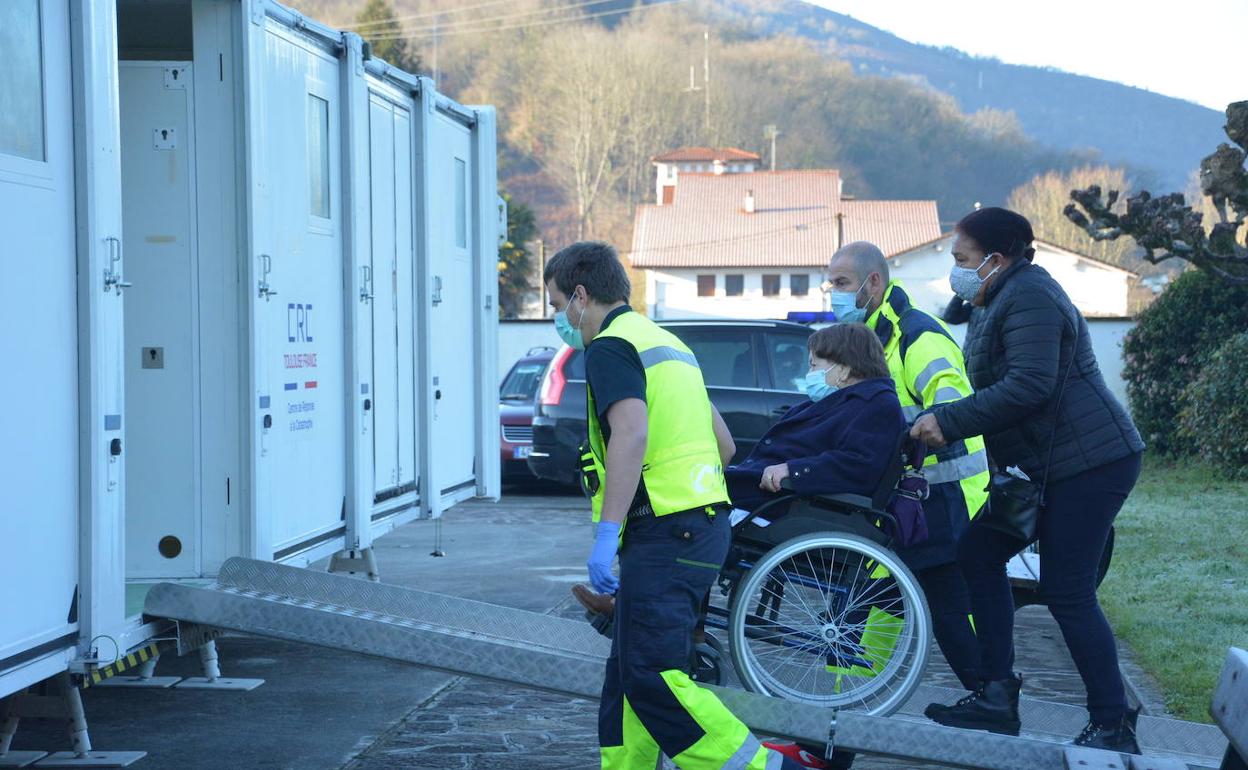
xmin=103 ymin=237 xmax=132 ymax=295
xmin=771 ymin=405 xmax=793 ymax=416
xmin=258 ymin=254 xmax=277 ymax=300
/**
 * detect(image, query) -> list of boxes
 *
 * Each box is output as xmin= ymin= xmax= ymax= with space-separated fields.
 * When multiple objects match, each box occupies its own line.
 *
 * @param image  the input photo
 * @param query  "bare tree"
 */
xmin=1008 ymin=165 xmax=1141 ymax=271
xmin=1065 ymin=101 xmax=1248 ymax=283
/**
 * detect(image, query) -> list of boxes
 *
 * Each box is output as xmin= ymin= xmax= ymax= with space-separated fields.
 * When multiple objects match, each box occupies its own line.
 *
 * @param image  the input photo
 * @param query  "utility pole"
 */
xmin=764 ymin=124 xmax=780 ymax=171
xmin=702 ymin=27 xmax=711 ymax=141
xmin=536 ymin=239 xmax=547 ymax=318
xmin=432 ymin=16 xmax=439 ymax=90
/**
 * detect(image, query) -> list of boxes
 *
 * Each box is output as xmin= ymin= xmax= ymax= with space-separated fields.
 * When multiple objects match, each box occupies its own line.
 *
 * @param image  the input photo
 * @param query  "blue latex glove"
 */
xmin=587 ymin=520 xmax=621 ymax=595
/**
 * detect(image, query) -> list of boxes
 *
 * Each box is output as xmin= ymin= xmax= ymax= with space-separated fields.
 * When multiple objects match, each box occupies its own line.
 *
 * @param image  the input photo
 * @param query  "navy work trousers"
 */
xmin=957 ymin=452 xmax=1142 ymax=723
xmin=599 ymin=507 xmax=775 ymax=769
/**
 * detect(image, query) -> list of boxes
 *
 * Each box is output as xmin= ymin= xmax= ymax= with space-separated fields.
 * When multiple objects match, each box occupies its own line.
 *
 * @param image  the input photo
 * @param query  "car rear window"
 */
xmin=666 ymin=328 xmax=757 ymax=388
xmin=765 ymin=333 xmax=812 ymax=392
xmin=500 ymin=361 xmax=548 ymax=400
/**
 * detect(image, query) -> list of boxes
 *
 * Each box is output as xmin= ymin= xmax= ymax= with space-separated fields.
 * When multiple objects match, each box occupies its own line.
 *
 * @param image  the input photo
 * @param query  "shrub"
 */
xmin=1177 ymin=332 xmax=1248 ymax=478
xmin=1121 ymin=270 xmax=1248 ymax=454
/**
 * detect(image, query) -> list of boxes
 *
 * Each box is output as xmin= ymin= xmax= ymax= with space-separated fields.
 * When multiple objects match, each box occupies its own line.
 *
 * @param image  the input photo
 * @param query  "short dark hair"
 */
xmin=543 ymin=241 xmax=631 ymax=304
xmin=831 ymin=241 xmax=890 ymax=284
xmin=955 ymin=207 xmax=1036 ymax=261
xmin=808 ymin=323 xmax=890 ymax=381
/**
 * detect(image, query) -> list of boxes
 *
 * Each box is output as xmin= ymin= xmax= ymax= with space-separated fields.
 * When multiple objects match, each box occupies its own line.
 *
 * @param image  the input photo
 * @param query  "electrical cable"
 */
xmin=364 ymin=0 xmax=686 ymax=41
xmin=353 ymin=0 xmax=625 ymax=34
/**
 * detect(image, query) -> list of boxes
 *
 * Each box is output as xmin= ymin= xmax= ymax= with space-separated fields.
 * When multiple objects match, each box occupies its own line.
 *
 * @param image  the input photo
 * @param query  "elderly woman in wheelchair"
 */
xmin=704 ymin=323 xmax=933 ymax=719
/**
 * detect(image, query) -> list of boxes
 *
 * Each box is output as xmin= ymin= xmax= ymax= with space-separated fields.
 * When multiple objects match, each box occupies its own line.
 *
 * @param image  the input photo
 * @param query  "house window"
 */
xmin=790 ymin=274 xmax=810 ymax=297
xmin=725 ymin=274 xmax=744 ymax=296
xmin=696 ymin=274 xmax=716 ymax=297
xmin=307 ymin=94 xmax=330 ymax=218
xmin=762 ymin=274 xmax=781 ymax=296
xmin=0 ymin=0 xmax=46 ymax=161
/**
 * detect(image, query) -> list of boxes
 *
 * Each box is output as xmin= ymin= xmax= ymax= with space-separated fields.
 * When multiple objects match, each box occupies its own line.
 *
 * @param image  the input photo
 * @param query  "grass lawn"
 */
xmin=1098 ymin=456 xmax=1248 ymax=722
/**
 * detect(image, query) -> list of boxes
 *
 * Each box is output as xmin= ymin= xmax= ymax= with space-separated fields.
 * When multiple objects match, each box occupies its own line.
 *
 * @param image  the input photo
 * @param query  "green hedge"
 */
xmin=1121 ymin=270 xmax=1248 ymax=454
xmin=1178 ymin=332 xmax=1248 ymax=477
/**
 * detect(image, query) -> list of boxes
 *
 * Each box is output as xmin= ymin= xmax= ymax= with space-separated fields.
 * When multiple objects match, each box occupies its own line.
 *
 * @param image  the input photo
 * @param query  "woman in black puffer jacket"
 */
xmin=912 ymin=207 xmax=1145 ymax=753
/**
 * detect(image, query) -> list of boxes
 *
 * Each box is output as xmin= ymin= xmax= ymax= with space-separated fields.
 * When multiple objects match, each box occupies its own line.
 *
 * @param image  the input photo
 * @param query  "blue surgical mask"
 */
xmin=949 ymin=254 xmax=1001 ymax=302
xmin=553 ymin=295 xmax=585 ymax=350
xmin=829 ymin=277 xmax=869 ymax=323
xmin=803 ymin=368 xmax=837 ymax=402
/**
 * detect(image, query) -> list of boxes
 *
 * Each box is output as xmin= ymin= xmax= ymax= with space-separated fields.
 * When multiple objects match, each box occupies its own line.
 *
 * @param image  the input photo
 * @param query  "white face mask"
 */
xmin=949 ymin=254 xmax=1000 ymax=302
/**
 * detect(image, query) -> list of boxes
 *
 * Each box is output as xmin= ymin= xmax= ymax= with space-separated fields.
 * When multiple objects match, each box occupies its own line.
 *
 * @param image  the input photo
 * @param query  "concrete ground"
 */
xmin=10 ymin=485 xmax=1164 ymax=769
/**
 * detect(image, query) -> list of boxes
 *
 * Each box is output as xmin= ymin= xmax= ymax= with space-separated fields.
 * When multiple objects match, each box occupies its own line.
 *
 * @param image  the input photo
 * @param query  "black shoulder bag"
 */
xmin=974 ymin=324 xmax=1079 ymax=542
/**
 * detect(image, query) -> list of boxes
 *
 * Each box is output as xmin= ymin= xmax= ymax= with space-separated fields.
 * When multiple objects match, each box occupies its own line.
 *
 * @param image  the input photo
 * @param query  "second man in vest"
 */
xmin=825 ymin=241 xmax=990 ymax=692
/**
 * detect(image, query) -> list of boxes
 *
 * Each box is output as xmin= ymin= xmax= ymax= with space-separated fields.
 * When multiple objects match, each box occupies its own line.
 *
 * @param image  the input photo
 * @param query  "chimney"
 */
xmin=743 ymin=189 xmax=755 ymax=214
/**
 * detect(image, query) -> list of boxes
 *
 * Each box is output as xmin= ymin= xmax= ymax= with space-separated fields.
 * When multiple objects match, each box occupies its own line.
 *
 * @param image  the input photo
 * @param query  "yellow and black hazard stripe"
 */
xmin=81 ymin=641 xmax=171 ymax=689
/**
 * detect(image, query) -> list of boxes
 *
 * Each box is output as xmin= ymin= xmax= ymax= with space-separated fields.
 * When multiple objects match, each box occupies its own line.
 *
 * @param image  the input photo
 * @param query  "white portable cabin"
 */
xmin=1 ymin=0 xmax=501 ymax=701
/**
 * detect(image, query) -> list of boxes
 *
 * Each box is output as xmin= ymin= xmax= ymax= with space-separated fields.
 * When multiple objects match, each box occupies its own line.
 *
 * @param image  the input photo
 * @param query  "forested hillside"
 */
xmin=285 ymin=0 xmax=1217 ymax=255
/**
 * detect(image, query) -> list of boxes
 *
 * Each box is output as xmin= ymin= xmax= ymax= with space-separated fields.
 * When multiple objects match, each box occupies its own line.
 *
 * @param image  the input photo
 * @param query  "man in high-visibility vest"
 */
xmin=824 ymin=241 xmax=991 ymax=693
xmin=544 ymin=242 xmax=804 ymax=770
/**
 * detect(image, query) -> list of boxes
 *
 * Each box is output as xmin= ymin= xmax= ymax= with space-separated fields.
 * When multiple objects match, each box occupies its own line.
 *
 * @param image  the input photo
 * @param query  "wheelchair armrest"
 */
xmin=808 ymin=492 xmax=875 ymax=511
xmin=777 ymin=479 xmax=874 ymax=511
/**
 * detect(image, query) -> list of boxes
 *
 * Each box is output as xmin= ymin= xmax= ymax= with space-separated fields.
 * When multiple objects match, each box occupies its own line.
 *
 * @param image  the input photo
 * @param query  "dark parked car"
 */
xmin=527 ymin=320 xmax=815 ymax=487
xmin=499 ymin=346 xmax=556 ymax=482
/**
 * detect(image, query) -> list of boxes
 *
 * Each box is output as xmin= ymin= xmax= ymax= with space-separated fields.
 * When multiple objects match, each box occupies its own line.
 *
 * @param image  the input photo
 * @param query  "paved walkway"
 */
xmin=11 ymin=487 xmax=1163 ymax=769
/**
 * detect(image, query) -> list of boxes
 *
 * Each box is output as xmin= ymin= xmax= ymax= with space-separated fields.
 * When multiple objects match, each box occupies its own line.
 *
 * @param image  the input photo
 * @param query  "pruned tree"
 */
xmin=1065 ymin=101 xmax=1248 ymax=282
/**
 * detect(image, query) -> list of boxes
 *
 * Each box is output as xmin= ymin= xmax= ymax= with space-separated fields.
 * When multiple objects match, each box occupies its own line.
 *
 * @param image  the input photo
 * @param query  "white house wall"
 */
xmin=646 ymin=268 xmax=824 ymax=320
xmin=891 ymin=239 xmax=1133 ymax=319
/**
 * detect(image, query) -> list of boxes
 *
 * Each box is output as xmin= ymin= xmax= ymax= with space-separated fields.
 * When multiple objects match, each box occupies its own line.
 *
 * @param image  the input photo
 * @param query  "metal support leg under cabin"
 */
xmin=0 ymin=673 xmax=145 ymax=768
xmin=172 ymin=641 xmax=263 ymax=691
xmin=327 ymin=547 xmax=380 ymax=582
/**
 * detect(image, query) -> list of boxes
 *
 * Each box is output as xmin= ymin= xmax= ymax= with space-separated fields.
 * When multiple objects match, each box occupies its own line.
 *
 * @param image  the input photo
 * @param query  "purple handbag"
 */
xmin=885 ymin=438 xmax=930 ymax=548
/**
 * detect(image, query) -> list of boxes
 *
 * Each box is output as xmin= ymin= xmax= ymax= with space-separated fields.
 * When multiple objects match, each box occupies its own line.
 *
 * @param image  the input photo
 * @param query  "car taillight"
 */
xmin=540 ymin=346 xmax=573 ymax=406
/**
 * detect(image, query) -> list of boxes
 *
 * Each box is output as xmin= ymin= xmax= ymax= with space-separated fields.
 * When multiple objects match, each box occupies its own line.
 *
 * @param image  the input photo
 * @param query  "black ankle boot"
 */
xmin=925 ymin=676 xmax=1022 ymax=736
xmin=1073 ymin=708 xmax=1140 ymax=754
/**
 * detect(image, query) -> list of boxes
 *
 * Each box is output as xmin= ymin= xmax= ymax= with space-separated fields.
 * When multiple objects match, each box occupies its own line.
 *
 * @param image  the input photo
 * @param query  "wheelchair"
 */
xmin=694 ymin=439 xmax=1119 ymax=718
xmin=700 ymin=432 xmax=932 ymax=717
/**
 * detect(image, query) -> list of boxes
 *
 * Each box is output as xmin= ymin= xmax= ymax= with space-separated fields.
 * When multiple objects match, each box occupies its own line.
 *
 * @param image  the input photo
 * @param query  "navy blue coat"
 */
xmin=726 ymin=378 xmax=906 ymax=514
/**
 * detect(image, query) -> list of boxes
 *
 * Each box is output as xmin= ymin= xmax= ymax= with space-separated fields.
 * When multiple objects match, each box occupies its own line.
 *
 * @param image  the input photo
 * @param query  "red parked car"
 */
xmin=499 ymin=346 xmax=556 ymax=482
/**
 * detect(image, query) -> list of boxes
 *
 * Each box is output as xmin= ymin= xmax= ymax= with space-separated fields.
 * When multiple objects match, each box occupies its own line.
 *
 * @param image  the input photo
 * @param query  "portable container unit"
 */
xmin=0 ymin=0 xmax=501 ymax=701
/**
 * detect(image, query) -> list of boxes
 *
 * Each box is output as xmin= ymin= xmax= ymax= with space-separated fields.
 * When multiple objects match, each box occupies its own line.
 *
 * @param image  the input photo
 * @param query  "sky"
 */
xmin=809 ymin=0 xmax=1246 ymax=112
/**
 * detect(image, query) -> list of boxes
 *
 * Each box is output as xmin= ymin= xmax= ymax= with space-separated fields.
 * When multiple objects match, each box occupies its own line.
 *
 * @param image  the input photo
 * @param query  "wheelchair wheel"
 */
xmin=728 ymin=532 xmax=931 ymax=715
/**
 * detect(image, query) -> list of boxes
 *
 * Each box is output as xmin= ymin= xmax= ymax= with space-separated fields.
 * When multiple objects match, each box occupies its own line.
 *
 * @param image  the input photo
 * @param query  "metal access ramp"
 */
xmin=144 ymin=558 xmax=1228 ymax=770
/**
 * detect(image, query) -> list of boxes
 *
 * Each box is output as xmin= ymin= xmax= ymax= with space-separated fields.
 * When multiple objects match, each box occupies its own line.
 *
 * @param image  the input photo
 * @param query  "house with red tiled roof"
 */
xmin=652 ymin=147 xmax=760 ymax=205
xmin=629 ymin=151 xmax=940 ymax=319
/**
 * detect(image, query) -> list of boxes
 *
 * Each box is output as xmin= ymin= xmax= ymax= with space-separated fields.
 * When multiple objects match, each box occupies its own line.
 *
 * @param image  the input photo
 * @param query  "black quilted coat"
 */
xmin=933 ymin=260 xmax=1144 ymax=482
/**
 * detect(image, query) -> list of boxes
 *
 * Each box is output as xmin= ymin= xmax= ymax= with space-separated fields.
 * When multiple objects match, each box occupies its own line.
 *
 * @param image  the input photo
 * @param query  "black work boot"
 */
xmin=924 ymin=676 xmax=1022 ymax=736
xmin=1073 ymin=708 xmax=1140 ymax=754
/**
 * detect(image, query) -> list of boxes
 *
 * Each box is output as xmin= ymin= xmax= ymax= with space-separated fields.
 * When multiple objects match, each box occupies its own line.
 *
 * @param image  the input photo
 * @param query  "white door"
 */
xmin=0 ymin=0 xmax=81 ymax=666
xmin=253 ymin=25 xmax=347 ymax=558
xmin=369 ymin=95 xmax=418 ymax=501
xmin=429 ymin=114 xmax=476 ymax=494
xmin=119 ymin=62 xmax=200 ymax=578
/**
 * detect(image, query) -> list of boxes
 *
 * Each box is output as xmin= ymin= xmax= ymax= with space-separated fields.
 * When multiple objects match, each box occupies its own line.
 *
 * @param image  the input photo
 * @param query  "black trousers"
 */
xmin=957 ymin=452 xmax=1142 ymax=723
xmin=915 ymin=562 xmax=980 ymax=691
